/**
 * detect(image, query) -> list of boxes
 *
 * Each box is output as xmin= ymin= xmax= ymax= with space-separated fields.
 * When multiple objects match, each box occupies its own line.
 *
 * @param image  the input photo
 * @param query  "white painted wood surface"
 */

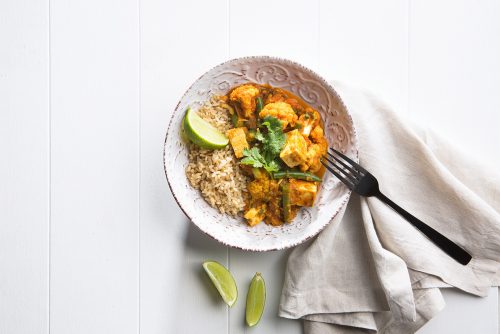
xmin=1 ymin=1 xmax=498 ymax=334
xmin=0 ymin=1 xmax=49 ymax=333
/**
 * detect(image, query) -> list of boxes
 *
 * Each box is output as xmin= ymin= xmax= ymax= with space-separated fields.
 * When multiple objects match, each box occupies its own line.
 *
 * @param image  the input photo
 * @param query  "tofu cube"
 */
xmin=279 ymin=129 xmax=308 ymax=168
xmin=226 ymin=127 xmax=249 ymax=158
xmin=289 ymin=179 xmax=317 ymax=207
xmin=244 ymin=204 xmax=267 ymax=227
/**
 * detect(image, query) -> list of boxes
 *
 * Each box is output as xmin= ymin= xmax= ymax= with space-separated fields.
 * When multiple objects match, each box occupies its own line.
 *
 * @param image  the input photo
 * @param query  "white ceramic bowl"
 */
xmin=164 ymin=56 xmax=358 ymax=251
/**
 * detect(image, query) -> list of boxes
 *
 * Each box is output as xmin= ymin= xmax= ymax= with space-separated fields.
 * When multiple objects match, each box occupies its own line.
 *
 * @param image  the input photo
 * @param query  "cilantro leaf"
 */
xmin=240 ymin=147 xmax=266 ymax=168
xmin=254 ymin=130 xmax=265 ymax=142
xmin=240 ymin=147 xmax=281 ymax=173
xmin=260 ymin=116 xmax=282 ymax=133
xmin=263 ymin=159 xmax=280 ymax=173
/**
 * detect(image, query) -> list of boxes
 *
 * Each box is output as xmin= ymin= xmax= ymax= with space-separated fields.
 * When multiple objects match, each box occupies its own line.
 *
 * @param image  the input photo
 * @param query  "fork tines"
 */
xmin=321 ymin=147 xmax=364 ymax=190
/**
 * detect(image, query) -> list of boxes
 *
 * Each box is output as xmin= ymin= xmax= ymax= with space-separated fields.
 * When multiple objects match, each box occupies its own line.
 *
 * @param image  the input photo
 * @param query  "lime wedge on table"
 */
xmin=183 ymin=107 xmax=229 ymax=149
xmin=202 ymin=261 xmax=238 ymax=307
xmin=246 ymin=272 xmax=266 ymax=327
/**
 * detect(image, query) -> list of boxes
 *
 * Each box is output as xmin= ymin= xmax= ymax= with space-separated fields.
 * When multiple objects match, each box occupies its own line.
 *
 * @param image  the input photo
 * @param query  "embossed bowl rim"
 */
xmin=163 ymin=55 xmax=358 ymax=251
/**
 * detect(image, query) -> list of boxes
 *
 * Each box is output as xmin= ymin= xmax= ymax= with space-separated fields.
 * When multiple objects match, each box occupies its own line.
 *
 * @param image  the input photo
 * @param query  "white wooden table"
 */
xmin=1 ymin=0 xmax=499 ymax=333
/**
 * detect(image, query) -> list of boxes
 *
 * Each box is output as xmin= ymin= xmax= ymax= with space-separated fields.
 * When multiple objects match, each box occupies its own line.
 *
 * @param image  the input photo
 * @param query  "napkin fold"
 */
xmin=279 ymin=82 xmax=500 ymax=333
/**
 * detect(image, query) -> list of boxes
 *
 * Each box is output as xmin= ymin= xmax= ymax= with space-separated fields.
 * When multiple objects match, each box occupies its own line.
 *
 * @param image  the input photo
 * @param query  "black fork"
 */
xmin=321 ymin=147 xmax=472 ymax=265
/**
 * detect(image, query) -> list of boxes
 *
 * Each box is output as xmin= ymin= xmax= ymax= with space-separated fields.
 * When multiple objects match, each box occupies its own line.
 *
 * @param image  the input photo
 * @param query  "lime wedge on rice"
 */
xmin=202 ymin=261 xmax=238 ymax=307
xmin=183 ymin=107 xmax=229 ymax=149
xmin=246 ymin=272 xmax=266 ymax=327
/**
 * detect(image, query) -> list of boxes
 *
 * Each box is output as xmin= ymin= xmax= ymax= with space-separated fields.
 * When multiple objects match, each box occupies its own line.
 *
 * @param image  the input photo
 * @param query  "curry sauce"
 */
xmin=225 ymin=83 xmax=328 ymax=226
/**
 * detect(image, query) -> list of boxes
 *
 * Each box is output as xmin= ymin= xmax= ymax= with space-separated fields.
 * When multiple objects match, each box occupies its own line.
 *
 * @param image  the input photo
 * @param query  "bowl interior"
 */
xmin=164 ymin=56 xmax=357 ymax=251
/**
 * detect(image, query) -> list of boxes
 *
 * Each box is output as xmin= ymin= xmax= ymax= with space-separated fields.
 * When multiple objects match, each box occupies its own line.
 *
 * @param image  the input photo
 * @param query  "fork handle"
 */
xmin=376 ymin=192 xmax=472 ymax=265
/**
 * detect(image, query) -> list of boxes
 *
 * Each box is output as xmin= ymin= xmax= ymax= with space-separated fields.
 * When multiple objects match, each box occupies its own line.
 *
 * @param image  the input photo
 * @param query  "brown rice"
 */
xmin=185 ymin=96 xmax=249 ymax=216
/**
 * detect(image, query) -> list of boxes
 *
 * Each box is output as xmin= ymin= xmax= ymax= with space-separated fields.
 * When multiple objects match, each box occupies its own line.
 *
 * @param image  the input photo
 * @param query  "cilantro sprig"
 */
xmin=256 ymin=116 xmax=286 ymax=162
xmin=240 ymin=116 xmax=286 ymax=173
xmin=240 ymin=147 xmax=280 ymax=173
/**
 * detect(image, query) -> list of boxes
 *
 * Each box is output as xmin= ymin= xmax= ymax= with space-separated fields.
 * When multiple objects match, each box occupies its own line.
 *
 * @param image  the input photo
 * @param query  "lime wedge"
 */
xmin=183 ymin=107 xmax=229 ymax=149
xmin=246 ymin=272 xmax=266 ymax=327
xmin=202 ymin=261 xmax=238 ymax=307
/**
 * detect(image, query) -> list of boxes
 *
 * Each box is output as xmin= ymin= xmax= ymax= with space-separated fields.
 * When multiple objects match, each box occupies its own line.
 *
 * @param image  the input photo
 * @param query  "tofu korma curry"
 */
xmin=224 ymin=83 xmax=328 ymax=227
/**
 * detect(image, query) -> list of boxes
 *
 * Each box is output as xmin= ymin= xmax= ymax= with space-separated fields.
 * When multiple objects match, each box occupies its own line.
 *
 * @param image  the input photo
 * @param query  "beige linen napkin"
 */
xmin=279 ymin=82 xmax=500 ymax=333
